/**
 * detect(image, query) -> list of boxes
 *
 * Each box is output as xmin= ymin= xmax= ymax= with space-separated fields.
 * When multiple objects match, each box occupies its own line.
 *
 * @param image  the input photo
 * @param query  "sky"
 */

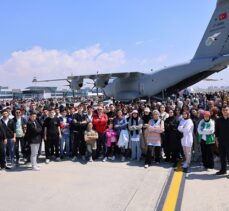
xmin=0 ymin=0 xmax=227 ymax=90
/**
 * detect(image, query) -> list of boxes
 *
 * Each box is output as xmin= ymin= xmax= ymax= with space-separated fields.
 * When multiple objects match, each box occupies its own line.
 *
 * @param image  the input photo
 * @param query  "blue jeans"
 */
xmin=131 ymin=141 xmax=141 ymax=160
xmin=4 ymin=139 xmax=15 ymax=163
xmin=60 ymin=133 xmax=70 ymax=157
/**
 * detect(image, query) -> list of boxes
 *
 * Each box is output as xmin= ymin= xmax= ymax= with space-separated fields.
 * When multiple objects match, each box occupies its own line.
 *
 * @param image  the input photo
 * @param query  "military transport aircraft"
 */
xmin=33 ymin=0 xmax=229 ymax=101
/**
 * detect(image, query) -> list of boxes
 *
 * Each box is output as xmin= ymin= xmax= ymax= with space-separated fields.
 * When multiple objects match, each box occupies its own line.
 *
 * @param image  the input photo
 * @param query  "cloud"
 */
xmin=135 ymin=41 xmax=144 ymax=46
xmin=135 ymin=39 xmax=153 ymax=46
xmin=0 ymin=44 xmax=126 ymax=88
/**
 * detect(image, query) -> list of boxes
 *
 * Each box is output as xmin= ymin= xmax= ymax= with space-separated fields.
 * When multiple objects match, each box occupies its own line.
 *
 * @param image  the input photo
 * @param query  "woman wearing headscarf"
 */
xmin=144 ymin=110 xmax=164 ymax=168
xmin=128 ymin=110 xmax=143 ymax=161
xmin=164 ymin=109 xmax=182 ymax=167
xmin=178 ymin=111 xmax=194 ymax=173
xmin=141 ymin=107 xmax=152 ymax=154
xmin=197 ymin=111 xmax=215 ymax=170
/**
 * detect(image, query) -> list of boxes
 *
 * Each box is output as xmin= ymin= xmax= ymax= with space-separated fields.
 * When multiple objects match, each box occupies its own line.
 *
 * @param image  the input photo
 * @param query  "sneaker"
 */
xmin=108 ymin=156 xmax=113 ymax=160
xmin=216 ymin=170 xmax=226 ymax=175
xmin=214 ymin=156 xmax=220 ymax=163
xmin=89 ymin=157 xmax=93 ymax=162
xmin=1 ymin=165 xmax=11 ymax=170
xmin=144 ymin=164 xmax=149 ymax=168
xmin=111 ymin=156 xmax=115 ymax=161
xmin=56 ymin=157 xmax=61 ymax=161
xmin=26 ymin=163 xmax=32 ymax=168
xmin=182 ymin=162 xmax=188 ymax=168
xmin=32 ymin=166 xmax=40 ymax=171
xmin=121 ymin=156 xmax=125 ymax=162
xmin=72 ymin=156 xmax=77 ymax=161
xmin=103 ymin=157 xmax=108 ymax=162
xmin=45 ymin=159 xmax=50 ymax=164
xmin=24 ymin=158 xmax=28 ymax=163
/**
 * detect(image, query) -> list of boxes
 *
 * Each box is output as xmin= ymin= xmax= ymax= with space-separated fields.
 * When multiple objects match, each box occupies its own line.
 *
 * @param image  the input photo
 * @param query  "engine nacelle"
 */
xmin=70 ymin=79 xmax=83 ymax=90
xmin=95 ymin=78 xmax=109 ymax=88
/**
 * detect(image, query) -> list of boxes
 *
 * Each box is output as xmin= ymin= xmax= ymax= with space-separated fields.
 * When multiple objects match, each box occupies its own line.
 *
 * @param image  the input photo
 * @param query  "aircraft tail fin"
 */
xmin=194 ymin=0 xmax=229 ymax=59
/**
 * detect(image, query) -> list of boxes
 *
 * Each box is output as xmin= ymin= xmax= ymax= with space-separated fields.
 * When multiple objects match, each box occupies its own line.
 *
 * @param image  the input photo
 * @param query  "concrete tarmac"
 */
xmin=0 ymin=159 xmax=169 ymax=211
xmin=1 ymin=159 xmax=228 ymax=211
xmin=181 ymin=163 xmax=229 ymax=211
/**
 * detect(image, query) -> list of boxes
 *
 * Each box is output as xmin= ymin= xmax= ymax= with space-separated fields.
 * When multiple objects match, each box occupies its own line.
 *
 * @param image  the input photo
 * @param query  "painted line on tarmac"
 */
xmin=156 ymin=162 xmax=186 ymax=211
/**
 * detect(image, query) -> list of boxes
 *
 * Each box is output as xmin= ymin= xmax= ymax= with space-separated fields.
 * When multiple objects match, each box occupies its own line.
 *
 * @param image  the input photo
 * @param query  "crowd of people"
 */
xmin=0 ymin=91 xmax=229 ymax=178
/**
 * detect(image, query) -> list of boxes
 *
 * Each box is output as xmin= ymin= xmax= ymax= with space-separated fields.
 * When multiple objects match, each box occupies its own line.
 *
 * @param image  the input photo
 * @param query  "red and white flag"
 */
xmin=219 ymin=12 xmax=227 ymax=20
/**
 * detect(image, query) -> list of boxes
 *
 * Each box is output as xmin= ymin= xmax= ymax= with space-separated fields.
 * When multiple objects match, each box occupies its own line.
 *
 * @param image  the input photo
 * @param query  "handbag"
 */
xmin=117 ymin=129 xmax=129 ymax=148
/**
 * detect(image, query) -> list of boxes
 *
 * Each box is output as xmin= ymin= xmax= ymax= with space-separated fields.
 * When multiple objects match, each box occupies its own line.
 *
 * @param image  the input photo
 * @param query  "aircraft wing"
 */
xmin=32 ymin=72 xmax=143 ymax=90
xmin=32 ymin=77 xmax=67 ymax=83
xmin=67 ymin=72 xmax=143 ymax=80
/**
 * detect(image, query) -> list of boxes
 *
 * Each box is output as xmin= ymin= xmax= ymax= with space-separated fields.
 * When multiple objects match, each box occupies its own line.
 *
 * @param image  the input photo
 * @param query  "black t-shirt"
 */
xmin=107 ymin=111 xmax=116 ymax=119
xmin=142 ymin=114 xmax=152 ymax=124
xmin=44 ymin=117 xmax=60 ymax=137
xmin=215 ymin=117 xmax=229 ymax=146
xmin=71 ymin=112 xmax=88 ymax=132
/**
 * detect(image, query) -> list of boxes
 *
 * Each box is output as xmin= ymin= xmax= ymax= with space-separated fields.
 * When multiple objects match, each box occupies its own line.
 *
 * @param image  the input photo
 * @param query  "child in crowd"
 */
xmin=103 ymin=121 xmax=117 ymax=161
xmin=84 ymin=122 xmax=98 ymax=162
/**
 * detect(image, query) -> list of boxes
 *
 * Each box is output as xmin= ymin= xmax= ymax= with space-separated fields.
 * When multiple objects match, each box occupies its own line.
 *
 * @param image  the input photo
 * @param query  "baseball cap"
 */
xmin=144 ymin=107 xmax=150 ymax=112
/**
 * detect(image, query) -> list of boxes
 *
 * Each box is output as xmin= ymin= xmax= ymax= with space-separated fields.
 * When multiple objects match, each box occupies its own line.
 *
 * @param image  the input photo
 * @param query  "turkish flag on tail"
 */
xmin=219 ymin=12 xmax=227 ymax=20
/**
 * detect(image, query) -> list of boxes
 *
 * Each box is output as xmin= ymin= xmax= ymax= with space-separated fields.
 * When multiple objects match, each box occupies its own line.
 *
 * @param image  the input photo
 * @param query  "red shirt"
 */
xmin=92 ymin=113 xmax=108 ymax=134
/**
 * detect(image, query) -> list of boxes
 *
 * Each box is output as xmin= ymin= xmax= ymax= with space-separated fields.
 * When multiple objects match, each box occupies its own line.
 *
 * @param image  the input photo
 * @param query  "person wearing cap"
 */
xmin=128 ymin=110 xmax=143 ymax=161
xmin=197 ymin=111 xmax=215 ymax=170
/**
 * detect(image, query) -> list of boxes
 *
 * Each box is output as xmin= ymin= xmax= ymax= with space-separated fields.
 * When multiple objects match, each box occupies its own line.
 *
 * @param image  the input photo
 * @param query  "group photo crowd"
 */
xmin=0 ymin=91 xmax=229 ymax=177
